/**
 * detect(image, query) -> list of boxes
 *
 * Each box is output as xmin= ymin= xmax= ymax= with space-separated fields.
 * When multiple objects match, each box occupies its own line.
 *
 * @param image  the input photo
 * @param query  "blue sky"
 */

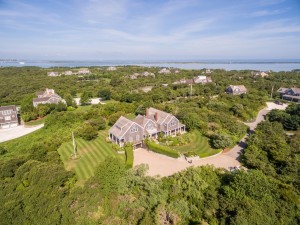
xmin=0 ymin=0 xmax=300 ymax=60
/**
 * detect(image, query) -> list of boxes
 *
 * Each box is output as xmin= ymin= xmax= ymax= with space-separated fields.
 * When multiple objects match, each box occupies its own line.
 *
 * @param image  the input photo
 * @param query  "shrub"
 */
xmin=124 ymin=144 xmax=134 ymax=169
xmin=210 ymin=134 xmax=233 ymax=149
xmin=145 ymin=140 xmax=180 ymax=158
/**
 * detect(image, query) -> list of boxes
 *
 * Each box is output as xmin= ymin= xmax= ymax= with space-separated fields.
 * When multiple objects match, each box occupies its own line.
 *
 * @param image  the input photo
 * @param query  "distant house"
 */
xmin=141 ymin=71 xmax=155 ymax=77
xmin=33 ymin=88 xmax=65 ymax=107
xmin=158 ymin=68 xmax=171 ymax=74
xmin=278 ymin=87 xmax=300 ymax=103
xmin=109 ymin=107 xmax=186 ymax=147
xmin=226 ymin=85 xmax=247 ymax=95
xmin=174 ymin=70 xmax=180 ymax=74
xmin=193 ymin=75 xmax=212 ymax=84
xmin=205 ymin=69 xmax=212 ymax=74
xmin=260 ymin=72 xmax=269 ymax=77
xmin=107 ymin=66 xmax=117 ymax=71
xmin=47 ymin=71 xmax=59 ymax=77
xmin=253 ymin=71 xmax=269 ymax=77
xmin=78 ymin=68 xmax=91 ymax=74
xmin=64 ymin=70 xmax=73 ymax=75
xmin=129 ymin=71 xmax=155 ymax=79
xmin=130 ymin=73 xmax=140 ymax=79
xmin=0 ymin=105 xmax=19 ymax=129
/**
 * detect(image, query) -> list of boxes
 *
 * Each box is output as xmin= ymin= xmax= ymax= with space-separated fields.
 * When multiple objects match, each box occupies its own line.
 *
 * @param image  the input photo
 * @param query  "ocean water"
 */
xmin=1 ymin=59 xmax=300 ymax=72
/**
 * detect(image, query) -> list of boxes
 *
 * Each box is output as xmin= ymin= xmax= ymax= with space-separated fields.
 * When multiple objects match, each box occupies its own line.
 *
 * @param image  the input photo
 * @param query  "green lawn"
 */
xmin=76 ymin=105 xmax=93 ymax=111
xmin=58 ymin=130 xmax=124 ymax=182
xmin=173 ymin=130 xmax=221 ymax=157
xmin=25 ymin=117 xmax=46 ymax=126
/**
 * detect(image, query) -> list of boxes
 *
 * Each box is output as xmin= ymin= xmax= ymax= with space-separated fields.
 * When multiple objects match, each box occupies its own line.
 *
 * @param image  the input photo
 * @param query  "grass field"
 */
xmin=174 ymin=130 xmax=221 ymax=157
xmin=58 ymin=130 xmax=124 ymax=182
xmin=25 ymin=117 xmax=46 ymax=126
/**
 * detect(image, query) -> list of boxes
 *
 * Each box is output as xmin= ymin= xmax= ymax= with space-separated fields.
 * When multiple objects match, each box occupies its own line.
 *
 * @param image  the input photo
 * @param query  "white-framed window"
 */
xmin=171 ymin=120 xmax=177 ymax=126
xmin=4 ymin=116 xmax=11 ymax=121
xmin=131 ymin=126 xmax=138 ymax=133
xmin=146 ymin=123 xmax=153 ymax=130
xmin=136 ymin=135 xmax=140 ymax=140
xmin=1 ymin=110 xmax=12 ymax=115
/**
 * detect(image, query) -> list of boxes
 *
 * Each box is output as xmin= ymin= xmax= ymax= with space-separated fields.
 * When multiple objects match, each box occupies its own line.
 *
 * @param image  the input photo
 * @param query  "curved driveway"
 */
xmin=133 ymin=102 xmax=288 ymax=177
xmin=0 ymin=124 xmax=44 ymax=143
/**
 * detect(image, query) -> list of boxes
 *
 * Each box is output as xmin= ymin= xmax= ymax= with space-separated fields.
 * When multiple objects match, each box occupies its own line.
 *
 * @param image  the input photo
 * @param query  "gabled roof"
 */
xmin=109 ymin=116 xmax=141 ymax=138
xmin=147 ymin=107 xmax=175 ymax=125
xmin=290 ymin=88 xmax=300 ymax=94
xmin=133 ymin=115 xmax=156 ymax=127
xmin=228 ymin=85 xmax=247 ymax=92
xmin=0 ymin=105 xmax=17 ymax=112
xmin=277 ymin=87 xmax=289 ymax=93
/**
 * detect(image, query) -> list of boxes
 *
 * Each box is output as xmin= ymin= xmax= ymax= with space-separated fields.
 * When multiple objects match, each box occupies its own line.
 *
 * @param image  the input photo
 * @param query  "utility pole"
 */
xmin=190 ymin=84 xmax=193 ymax=96
xmin=270 ymin=84 xmax=274 ymax=99
xmin=72 ymin=131 xmax=76 ymax=158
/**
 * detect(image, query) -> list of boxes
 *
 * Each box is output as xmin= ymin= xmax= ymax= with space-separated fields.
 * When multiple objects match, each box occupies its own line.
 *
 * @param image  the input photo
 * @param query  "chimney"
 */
xmin=155 ymin=112 xmax=159 ymax=121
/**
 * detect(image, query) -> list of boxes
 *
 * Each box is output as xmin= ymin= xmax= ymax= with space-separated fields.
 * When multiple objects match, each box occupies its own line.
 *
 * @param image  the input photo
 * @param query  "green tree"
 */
xmin=210 ymin=134 xmax=233 ymax=149
xmin=98 ymin=88 xmax=111 ymax=100
xmin=80 ymin=92 xmax=91 ymax=105
xmin=95 ymin=157 xmax=126 ymax=196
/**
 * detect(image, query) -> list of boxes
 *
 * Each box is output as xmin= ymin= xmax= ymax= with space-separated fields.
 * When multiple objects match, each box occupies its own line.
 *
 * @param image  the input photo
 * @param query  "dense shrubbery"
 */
xmin=267 ymin=104 xmax=300 ymax=130
xmin=145 ymin=140 xmax=180 ymax=158
xmin=124 ymin=144 xmax=134 ymax=168
xmin=1 ymin=67 xmax=300 ymax=224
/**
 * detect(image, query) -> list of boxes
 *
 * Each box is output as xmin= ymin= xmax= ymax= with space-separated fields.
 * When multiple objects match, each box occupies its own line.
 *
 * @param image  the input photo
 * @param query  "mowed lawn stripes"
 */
xmin=58 ymin=131 xmax=124 ymax=181
xmin=174 ymin=130 xmax=219 ymax=157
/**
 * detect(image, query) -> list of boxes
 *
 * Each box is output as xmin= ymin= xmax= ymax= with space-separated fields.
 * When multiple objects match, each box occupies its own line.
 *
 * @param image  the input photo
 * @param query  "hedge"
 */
xmin=124 ymin=144 xmax=134 ymax=168
xmin=145 ymin=140 xmax=180 ymax=158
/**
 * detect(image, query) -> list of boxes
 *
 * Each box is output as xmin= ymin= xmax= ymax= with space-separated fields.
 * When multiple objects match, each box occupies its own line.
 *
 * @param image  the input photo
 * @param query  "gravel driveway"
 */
xmin=133 ymin=102 xmax=289 ymax=177
xmin=0 ymin=124 xmax=44 ymax=143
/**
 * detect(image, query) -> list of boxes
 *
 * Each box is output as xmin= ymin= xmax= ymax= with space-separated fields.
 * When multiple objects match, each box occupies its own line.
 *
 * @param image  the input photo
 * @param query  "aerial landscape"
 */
xmin=0 ymin=0 xmax=300 ymax=225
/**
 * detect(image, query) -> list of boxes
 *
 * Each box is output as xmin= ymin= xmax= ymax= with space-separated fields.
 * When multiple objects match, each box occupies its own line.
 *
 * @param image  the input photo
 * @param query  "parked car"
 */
xmin=275 ymin=100 xmax=283 ymax=105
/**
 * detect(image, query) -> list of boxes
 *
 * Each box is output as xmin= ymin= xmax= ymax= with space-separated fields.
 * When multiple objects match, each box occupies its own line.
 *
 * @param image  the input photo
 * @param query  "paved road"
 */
xmin=0 ymin=124 xmax=44 ymax=143
xmin=224 ymin=102 xmax=288 ymax=160
xmin=134 ymin=102 xmax=288 ymax=177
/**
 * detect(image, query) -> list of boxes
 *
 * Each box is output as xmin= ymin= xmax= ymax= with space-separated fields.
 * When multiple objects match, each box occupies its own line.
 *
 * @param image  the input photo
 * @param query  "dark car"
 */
xmin=275 ymin=100 xmax=283 ymax=105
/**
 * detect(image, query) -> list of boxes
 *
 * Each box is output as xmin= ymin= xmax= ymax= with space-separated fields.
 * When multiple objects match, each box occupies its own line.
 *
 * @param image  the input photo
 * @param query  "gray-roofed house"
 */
xmin=33 ymin=88 xmax=65 ymax=107
xmin=226 ymin=85 xmax=247 ymax=95
xmin=158 ymin=68 xmax=171 ymax=74
xmin=277 ymin=87 xmax=289 ymax=96
xmin=0 ymin=105 xmax=19 ymax=129
xmin=78 ymin=68 xmax=91 ymax=74
xmin=280 ymin=87 xmax=300 ymax=103
xmin=109 ymin=116 xmax=144 ymax=147
xmin=47 ymin=71 xmax=59 ymax=77
xmin=193 ymin=75 xmax=212 ymax=84
xmin=64 ymin=70 xmax=73 ymax=75
xmin=107 ymin=66 xmax=117 ymax=71
xmin=109 ymin=107 xmax=185 ymax=147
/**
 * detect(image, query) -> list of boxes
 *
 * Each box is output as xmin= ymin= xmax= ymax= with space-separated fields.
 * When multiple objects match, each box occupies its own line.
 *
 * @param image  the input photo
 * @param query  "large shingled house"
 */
xmin=226 ymin=85 xmax=247 ymax=95
xmin=109 ymin=107 xmax=186 ymax=147
xmin=0 ymin=105 xmax=19 ymax=129
xmin=33 ymin=88 xmax=65 ymax=107
xmin=277 ymin=87 xmax=300 ymax=102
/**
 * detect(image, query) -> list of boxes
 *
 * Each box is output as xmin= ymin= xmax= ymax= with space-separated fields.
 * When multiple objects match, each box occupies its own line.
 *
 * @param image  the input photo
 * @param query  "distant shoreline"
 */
xmin=0 ymin=59 xmax=300 ymax=72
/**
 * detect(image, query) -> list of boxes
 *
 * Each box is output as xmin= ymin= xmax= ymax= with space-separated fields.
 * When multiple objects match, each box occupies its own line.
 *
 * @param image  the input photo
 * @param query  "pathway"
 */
xmin=133 ymin=102 xmax=288 ymax=177
xmin=0 ymin=124 xmax=44 ymax=143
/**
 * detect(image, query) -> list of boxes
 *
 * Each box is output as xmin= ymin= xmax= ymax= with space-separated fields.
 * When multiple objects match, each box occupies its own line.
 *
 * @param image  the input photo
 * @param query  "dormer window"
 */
xmin=131 ymin=126 xmax=138 ymax=133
